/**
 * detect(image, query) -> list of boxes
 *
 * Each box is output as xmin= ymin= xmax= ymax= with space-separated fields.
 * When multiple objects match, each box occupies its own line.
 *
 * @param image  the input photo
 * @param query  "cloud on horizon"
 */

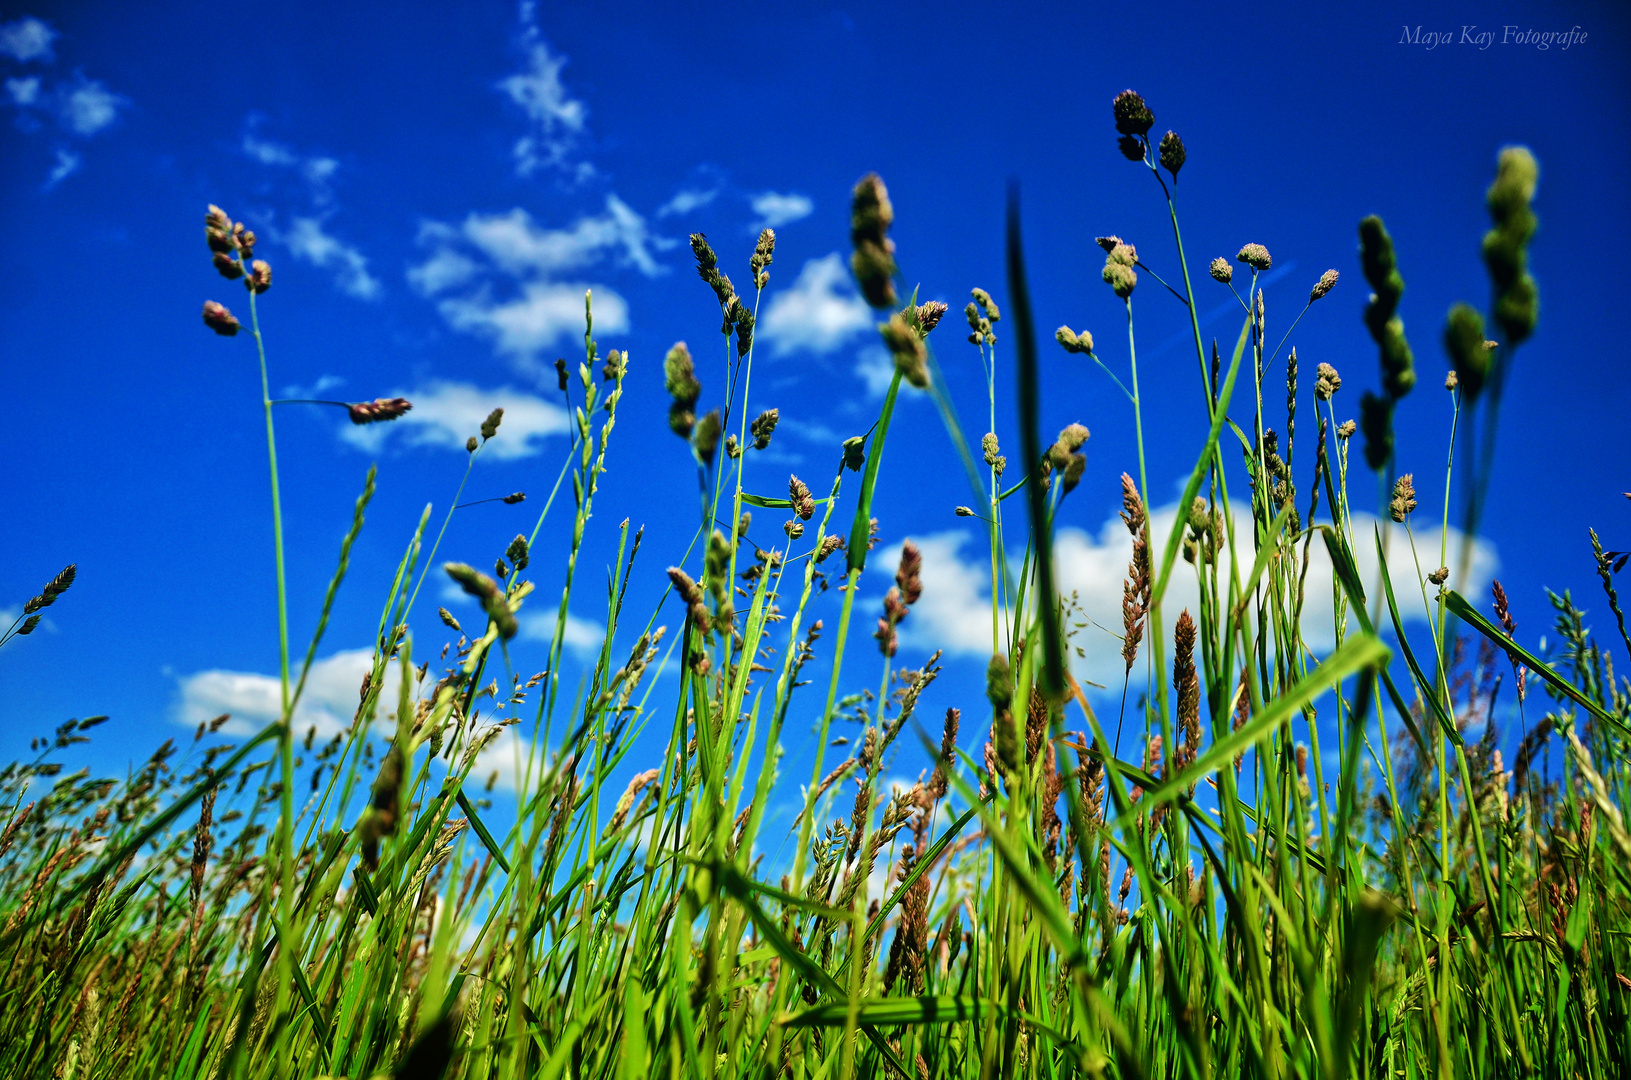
xmin=879 ymin=501 xmax=1499 ymax=692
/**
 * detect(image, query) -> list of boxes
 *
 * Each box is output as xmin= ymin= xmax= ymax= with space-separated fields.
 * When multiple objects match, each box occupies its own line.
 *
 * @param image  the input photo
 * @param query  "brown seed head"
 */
xmin=1209 ymin=257 xmax=1232 ymax=284
xmin=247 ymin=260 xmax=272 ymax=294
xmin=850 ymin=173 xmax=898 ymax=308
xmin=347 ymin=397 xmax=414 ymax=425
xmin=895 ymin=539 xmax=923 ymax=605
xmin=201 ymin=300 xmax=241 ymax=336
xmin=1337 ymin=419 xmax=1356 ymax=439
xmin=789 ymin=475 xmax=815 ymax=520
xmin=750 ymin=408 xmax=779 ymax=450
xmin=916 ymin=300 xmax=948 ymax=334
xmin=213 ymin=252 xmax=244 ymax=280
xmin=881 ymin=311 xmax=929 ymax=388
xmin=1310 ymin=268 xmax=1339 ymax=303
xmin=1389 ymin=473 xmax=1417 ymax=522
xmin=1428 ymin=566 xmax=1449 ymax=585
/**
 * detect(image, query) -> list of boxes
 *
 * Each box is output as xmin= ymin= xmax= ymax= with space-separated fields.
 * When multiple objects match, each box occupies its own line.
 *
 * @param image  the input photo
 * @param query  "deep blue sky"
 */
xmin=2 ymin=1 xmax=1627 ymax=803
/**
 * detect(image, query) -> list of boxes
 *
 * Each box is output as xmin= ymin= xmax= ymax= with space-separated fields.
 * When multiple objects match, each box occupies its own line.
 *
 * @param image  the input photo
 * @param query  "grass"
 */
xmin=2 ymin=92 xmax=1628 ymax=1079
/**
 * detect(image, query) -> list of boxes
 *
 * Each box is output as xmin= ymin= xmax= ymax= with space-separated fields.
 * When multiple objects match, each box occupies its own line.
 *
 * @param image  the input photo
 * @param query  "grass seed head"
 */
xmin=213 ymin=252 xmax=244 ymax=279
xmin=201 ymin=300 xmax=241 ymax=336
xmin=480 ymin=407 xmax=503 ymax=441
xmin=247 ymin=260 xmax=271 ymax=294
xmin=1112 ymin=89 xmax=1155 ymax=136
xmin=1310 ymin=268 xmax=1339 ymax=303
xmin=1315 ymin=362 xmax=1341 ymax=401
xmin=850 ymin=173 xmax=898 ymax=308
xmin=1055 ymin=325 xmax=1093 ymax=354
xmin=1209 ymin=257 xmax=1232 ymax=284
xmin=1389 ymin=473 xmax=1417 ymax=522
xmin=1236 ymin=243 xmax=1272 ymax=271
xmin=750 ymin=408 xmax=779 ymax=449
xmin=880 ymin=311 xmax=930 ymax=388
xmin=1158 ymin=130 xmax=1186 ymax=178
xmin=347 ymin=397 xmax=413 ymax=425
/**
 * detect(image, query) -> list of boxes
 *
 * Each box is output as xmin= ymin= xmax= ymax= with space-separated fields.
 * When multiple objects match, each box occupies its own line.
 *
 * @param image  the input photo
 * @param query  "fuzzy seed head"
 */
xmin=1236 ymin=243 xmax=1272 ymax=271
xmin=1310 ymin=269 xmax=1338 ymax=303
xmin=201 ymin=300 xmax=241 ymax=336
xmin=1112 ymin=89 xmax=1155 ymax=136
xmin=1158 ymin=130 xmax=1185 ymax=177
xmin=1209 ymin=257 xmax=1232 ymax=284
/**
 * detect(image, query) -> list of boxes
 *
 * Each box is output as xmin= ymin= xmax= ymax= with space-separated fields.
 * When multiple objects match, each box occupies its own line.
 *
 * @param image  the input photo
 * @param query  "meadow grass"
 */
xmin=1 ymin=91 xmax=1628 ymax=1079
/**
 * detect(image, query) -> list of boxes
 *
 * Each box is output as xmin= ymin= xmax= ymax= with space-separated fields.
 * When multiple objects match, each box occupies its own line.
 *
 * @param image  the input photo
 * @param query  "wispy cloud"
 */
xmin=243 ymin=134 xmax=339 ymax=204
xmin=284 ymin=216 xmax=382 ymax=300
xmin=42 ymin=148 xmax=78 ymax=189
xmin=656 ymin=187 xmax=719 ymax=218
xmin=750 ymin=191 xmax=813 ymax=229
xmin=500 ymin=6 xmax=592 ymax=182
xmin=409 ymin=198 xmax=666 ymax=372
xmin=758 ymin=253 xmax=872 ymax=357
xmin=884 ymin=503 xmax=1499 ymax=692
xmin=0 ymin=16 xmax=56 ymax=63
xmin=340 ymin=380 xmax=569 ymax=460
xmin=238 ymin=129 xmax=379 ymax=300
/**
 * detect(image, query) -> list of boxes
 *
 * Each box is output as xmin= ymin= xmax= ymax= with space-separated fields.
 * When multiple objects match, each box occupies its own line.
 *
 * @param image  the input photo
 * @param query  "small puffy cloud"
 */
xmin=0 ymin=17 xmax=56 ymax=63
xmin=498 ymin=31 xmax=591 ymax=182
xmin=520 ymin=607 xmax=602 ymax=657
xmin=759 ymin=253 xmax=872 ymax=357
xmin=6 ymin=76 xmax=39 ymax=105
xmin=43 ymin=148 xmax=78 ymax=188
xmin=750 ymin=191 xmax=813 ymax=229
xmin=887 ymin=502 xmax=1498 ymax=693
xmin=656 ymin=187 xmax=718 ymax=218
xmin=175 ymin=648 xmax=377 ymax=738
xmin=284 ymin=216 xmax=383 ymax=300
xmin=58 ymin=76 xmax=126 ymax=135
xmin=340 ymin=380 xmax=569 ymax=460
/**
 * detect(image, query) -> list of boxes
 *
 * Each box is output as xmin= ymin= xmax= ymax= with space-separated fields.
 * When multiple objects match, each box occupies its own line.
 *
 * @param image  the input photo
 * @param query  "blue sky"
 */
xmin=2 ymin=1 xmax=1628 ymax=807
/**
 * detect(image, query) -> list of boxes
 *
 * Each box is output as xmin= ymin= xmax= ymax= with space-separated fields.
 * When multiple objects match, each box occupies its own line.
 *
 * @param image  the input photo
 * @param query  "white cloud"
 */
xmin=0 ymin=17 xmax=56 ymax=63
xmin=498 ymin=24 xmax=591 ymax=182
xmin=437 ymin=281 xmax=628 ymax=366
xmin=750 ymin=191 xmax=813 ymax=229
xmin=759 ymin=253 xmax=872 ymax=357
xmin=176 ymin=648 xmax=378 ymax=738
xmin=426 ymin=199 xmax=672 ymax=281
xmin=854 ymin=344 xmax=921 ymax=399
xmin=284 ymin=216 xmax=383 ymax=300
xmin=243 ymin=134 xmax=339 ymax=203
xmin=657 ymin=187 xmax=719 ymax=218
xmin=885 ymin=502 xmax=1498 ymax=693
xmin=58 ymin=76 xmax=125 ymax=135
xmin=341 ymin=379 xmax=569 ymax=460
xmin=43 ymin=147 xmax=78 ymax=188
xmin=406 ymin=246 xmax=480 ymax=295
xmin=175 ymin=648 xmax=543 ymax=792
xmin=409 ymin=199 xmax=660 ymax=371
xmin=6 ymin=76 xmax=39 ymax=105
xmin=520 ymin=607 xmax=602 ymax=657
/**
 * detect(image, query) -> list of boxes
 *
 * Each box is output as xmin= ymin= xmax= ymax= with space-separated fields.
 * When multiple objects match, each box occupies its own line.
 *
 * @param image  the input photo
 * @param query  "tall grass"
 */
xmin=2 ymin=92 xmax=1628 ymax=1079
